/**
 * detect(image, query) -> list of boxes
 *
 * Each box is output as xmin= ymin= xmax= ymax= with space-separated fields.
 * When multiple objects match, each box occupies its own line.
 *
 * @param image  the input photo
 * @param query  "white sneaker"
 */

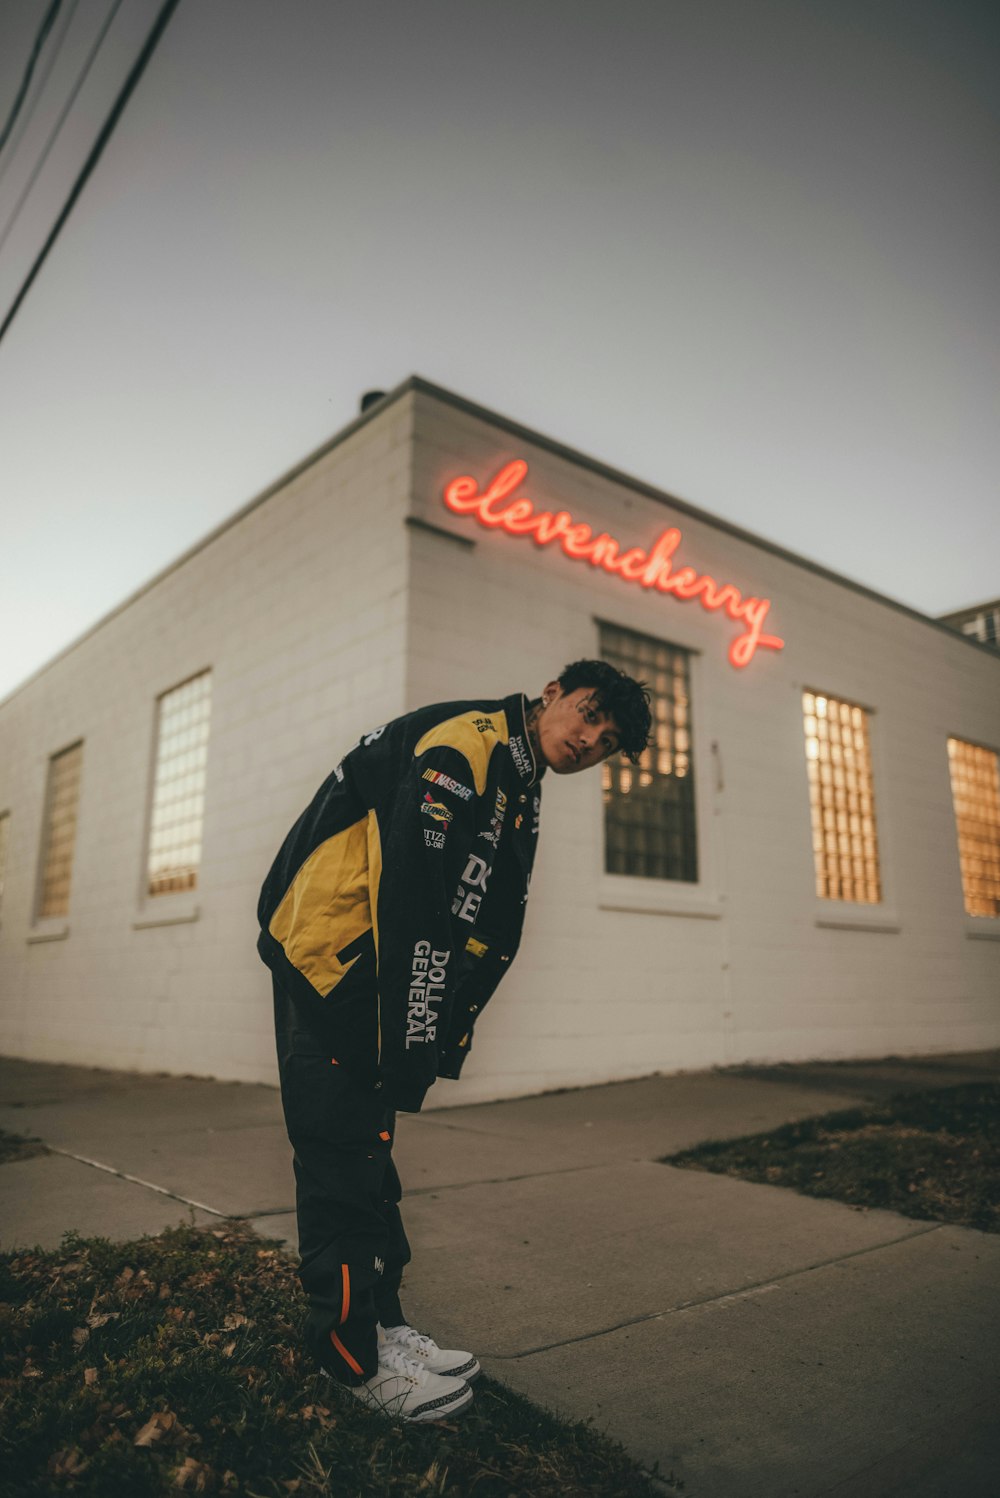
xmin=379 ymin=1322 xmax=482 ymax=1383
xmin=348 ymin=1340 xmax=474 ymax=1423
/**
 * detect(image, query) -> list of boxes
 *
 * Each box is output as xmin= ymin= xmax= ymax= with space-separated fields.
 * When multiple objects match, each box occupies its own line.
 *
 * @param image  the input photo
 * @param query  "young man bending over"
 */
xmin=257 ymin=660 xmax=651 ymax=1421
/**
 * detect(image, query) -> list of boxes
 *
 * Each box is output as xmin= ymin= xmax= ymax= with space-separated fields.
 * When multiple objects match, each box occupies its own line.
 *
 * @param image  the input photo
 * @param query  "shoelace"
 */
xmin=377 ymin=1340 xmax=428 ymax=1385
xmin=392 ymin=1328 xmax=436 ymax=1358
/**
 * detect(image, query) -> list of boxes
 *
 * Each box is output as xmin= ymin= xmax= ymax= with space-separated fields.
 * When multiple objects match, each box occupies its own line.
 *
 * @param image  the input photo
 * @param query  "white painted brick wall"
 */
xmin=1 ymin=383 xmax=997 ymax=1103
xmin=0 ymin=398 xmax=413 ymax=1082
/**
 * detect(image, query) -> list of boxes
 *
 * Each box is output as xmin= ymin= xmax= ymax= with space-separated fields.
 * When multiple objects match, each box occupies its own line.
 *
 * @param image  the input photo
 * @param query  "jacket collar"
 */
xmin=504 ymin=693 xmax=540 ymax=786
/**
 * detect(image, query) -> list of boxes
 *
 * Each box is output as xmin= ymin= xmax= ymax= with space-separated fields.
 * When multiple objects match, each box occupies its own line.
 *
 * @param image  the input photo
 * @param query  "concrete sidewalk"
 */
xmin=2 ymin=1050 xmax=998 ymax=1498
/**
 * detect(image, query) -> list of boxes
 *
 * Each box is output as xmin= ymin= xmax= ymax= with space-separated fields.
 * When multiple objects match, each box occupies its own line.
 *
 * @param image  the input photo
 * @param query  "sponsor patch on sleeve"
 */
xmin=421 ymin=793 xmax=454 ymax=824
xmin=423 ymin=827 xmax=446 ymax=850
xmin=422 ymin=768 xmax=474 ymax=801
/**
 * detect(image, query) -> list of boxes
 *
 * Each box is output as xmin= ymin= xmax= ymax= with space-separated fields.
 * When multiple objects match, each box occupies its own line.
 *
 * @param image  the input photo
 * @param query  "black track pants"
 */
xmin=272 ymin=977 xmax=411 ymax=1385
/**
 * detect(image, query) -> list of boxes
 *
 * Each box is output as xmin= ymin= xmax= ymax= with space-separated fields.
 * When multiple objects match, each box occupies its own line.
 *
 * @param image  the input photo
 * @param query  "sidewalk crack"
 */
xmin=491 ymin=1222 xmax=943 ymax=1360
xmin=47 ymin=1147 xmax=227 ymax=1218
xmin=404 ymin=1162 xmax=606 ymax=1196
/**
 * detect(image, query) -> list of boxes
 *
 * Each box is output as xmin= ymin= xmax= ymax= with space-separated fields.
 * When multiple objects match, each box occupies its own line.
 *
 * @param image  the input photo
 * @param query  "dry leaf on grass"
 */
xmin=47 ymin=1448 xmax=89 ymax=1480
xmin=173 ymin=1455 xmax=214 ymax=1491
xmin=134 ymin=1410 xmax=178 ymax=1447
xmin=84 ymin=1367 xmax=98 ymax=1386
xmin=72 ymin=1326 xmax=89 ymax=1348
xmin=299 ymin=1403 xmax=332 ymax=1423
xmin=222 ymin=1313 xmax=251 ymax=1330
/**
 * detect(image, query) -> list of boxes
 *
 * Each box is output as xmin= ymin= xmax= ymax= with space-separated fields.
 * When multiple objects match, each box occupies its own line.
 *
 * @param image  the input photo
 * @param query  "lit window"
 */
xmin=0 ymin=810 xmax=10 ymax=915
xmin=802 ymin=691 xmax=881 ymax=904
xmin=147 ymin=671 xmax=212 ymax=896
xmin=599 ymin=622 xmax=697 ymax=881
xmin=947 ymin=738 xmax=1000 ymax=917
xmin=37 ymin=743 xmax=83 ymax=919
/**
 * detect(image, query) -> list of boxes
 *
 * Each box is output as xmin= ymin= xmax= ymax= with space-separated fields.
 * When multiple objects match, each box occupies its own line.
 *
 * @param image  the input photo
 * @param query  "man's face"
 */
xmin=535 ymin=683 xmax=622 ymax=775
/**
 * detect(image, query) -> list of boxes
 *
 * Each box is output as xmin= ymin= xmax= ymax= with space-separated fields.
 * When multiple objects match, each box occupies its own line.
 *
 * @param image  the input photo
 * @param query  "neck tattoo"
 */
xmin=525 ymin=700 xmax=544 ymax=759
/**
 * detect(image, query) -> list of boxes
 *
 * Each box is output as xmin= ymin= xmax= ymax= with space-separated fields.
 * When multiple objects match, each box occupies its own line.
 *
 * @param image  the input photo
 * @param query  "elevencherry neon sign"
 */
xmin=443 ymin=459 xmax=785 ymax=670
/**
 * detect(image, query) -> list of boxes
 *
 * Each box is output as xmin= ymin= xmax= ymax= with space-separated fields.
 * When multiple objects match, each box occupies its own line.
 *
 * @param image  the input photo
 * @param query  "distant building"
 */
xmin=1 ymin=378 xmax=998 ymax=1100
xmin=938 ymin=598 xmax=1000 ymax=651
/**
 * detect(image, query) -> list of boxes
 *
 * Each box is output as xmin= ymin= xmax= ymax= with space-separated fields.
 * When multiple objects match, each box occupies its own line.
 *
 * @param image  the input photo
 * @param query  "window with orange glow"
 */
xmin=947 ymin=738 xmax=1000 ymax=917
xmin=600 ymin=623 xmax=697 ymax=881
xmin=37 ymin=742 xmax=83 ymax=919
xmin=802 ymin=692 xmax=881 ymax=903
xmin=147 ymin=671 xmax=212 ymax=896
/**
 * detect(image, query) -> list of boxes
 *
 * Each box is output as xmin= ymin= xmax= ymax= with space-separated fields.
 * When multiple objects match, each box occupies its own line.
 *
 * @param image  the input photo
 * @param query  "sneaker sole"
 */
xmin=404 ymin=1382 xmax=475 ymax=1423
xmin=336 ymin=1375 xmax=475 ymax=1425
xmin=433 ymin=1356 xmax=481 ymax=1383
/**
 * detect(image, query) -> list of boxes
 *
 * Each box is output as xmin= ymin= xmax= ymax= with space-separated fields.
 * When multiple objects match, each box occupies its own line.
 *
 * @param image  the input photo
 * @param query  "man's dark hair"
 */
xmin=557 ymin=659 xmax=652 ymax=764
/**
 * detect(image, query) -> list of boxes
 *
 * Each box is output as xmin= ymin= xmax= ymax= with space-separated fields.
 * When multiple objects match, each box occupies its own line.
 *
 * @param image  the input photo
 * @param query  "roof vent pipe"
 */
xmin=360 ymin=390 xmax=386 ymax=413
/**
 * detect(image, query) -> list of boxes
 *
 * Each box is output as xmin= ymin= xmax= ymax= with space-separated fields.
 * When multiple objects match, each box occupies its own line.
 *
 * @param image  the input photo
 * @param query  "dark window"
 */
xmin=599 ymin=622 xmax=697 ymax=882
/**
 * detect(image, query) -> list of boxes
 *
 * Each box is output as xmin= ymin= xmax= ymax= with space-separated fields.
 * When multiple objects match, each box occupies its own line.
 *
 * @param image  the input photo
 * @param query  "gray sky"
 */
xmin=0 ymin=0 xmax=997 ymax=703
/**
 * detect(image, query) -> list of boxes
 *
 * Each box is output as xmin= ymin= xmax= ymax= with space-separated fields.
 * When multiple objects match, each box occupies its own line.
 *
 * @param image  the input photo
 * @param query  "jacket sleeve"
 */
xmin=372 ymin=744 xmax=489 ymax=1111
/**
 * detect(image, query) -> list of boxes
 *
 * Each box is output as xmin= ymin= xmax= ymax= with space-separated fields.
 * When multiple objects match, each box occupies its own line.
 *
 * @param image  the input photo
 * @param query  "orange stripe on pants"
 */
xmin=329 ymin=1328 xmax=364 ymax=1378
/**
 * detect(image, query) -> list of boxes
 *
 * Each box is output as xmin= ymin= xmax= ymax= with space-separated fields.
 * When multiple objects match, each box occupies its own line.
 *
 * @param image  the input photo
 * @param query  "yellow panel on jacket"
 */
xmin=268 ymin=817 xmax=372 ymax=996
xmin=414 ymin=710 xmax=510 ymax=795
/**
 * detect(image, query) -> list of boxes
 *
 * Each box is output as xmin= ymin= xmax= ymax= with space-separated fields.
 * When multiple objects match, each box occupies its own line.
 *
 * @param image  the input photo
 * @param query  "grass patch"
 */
xmin=0 ymin=1223 xmax=673 ymax=1498
xmin=663 ymin=1082 xmax=1000 ymax=1233
xmin=0 ymin=1129 xmax=48 ymax=1165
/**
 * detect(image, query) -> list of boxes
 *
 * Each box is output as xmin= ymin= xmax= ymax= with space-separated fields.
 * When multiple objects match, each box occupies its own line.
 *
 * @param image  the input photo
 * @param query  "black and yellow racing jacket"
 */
xmin=257 ymin=692 xmax=542 ymax=1112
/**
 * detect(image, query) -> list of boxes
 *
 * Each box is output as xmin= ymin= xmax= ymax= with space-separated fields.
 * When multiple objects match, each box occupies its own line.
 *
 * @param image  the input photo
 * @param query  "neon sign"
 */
xmin=443 ymin=460 xmax=785 ymax=670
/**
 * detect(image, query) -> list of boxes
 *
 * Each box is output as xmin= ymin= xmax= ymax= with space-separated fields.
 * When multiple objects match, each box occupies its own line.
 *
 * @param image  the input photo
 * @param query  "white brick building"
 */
xmin=1 ymin=378 xmax=998 ymax=1102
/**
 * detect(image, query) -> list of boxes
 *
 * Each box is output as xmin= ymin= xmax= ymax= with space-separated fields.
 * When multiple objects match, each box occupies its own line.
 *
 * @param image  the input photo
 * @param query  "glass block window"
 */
xmin=0 ymin=810 xmax=10 ymax=915
xmin=599 ymin=622 xmax=697 ymax=881
xmin=803 ymin=691 xmax=881 ymax=903
xmin=37 ymin=742 xmax=83 ymax=919
xmin=147 ymin=671 xmax=212 ymax=896
xmin=947 ymin=738 xmax=1000 ymax=917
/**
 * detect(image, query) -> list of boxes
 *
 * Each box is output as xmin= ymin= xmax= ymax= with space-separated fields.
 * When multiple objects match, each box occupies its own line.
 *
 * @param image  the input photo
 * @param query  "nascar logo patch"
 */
xmin=422 ymin=768 xmax=473 ymax=801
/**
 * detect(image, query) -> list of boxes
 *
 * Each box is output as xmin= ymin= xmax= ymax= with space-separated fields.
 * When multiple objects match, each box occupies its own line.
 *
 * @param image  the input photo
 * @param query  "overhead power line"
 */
xmin=0 ymin=0 xmax=65 ymax=158
xmin=0 ymin=0 xmax=183 ymax=349
xmin=0 ymin=0 xmax=126 ymax=257
xmin=0 ymin=0 xmax=79 ymax=186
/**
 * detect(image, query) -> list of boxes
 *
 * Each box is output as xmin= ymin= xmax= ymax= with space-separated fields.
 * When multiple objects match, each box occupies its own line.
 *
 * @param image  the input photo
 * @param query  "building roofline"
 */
xmin=2 ymin=374 xmax=996 ymax=708
xmin=936 ymin=597 xmax=1000 ymax=620
xmin=0 ymin=380 xmax=412 ymax=709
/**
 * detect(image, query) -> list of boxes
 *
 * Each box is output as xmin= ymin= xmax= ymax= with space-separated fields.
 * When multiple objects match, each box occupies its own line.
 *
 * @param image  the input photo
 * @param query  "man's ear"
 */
xmin=540 ymin=680 xmax=560 ymax=707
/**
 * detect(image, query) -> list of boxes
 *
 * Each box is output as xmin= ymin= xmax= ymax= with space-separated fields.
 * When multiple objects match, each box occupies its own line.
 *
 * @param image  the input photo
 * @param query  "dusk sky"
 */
xmin=0 ymin=0 xmax=997 ymax=702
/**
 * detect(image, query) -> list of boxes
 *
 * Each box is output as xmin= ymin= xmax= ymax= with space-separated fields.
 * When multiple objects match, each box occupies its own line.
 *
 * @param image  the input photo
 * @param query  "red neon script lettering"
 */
xmin=442 ymin=461 xmax=785 ymax=670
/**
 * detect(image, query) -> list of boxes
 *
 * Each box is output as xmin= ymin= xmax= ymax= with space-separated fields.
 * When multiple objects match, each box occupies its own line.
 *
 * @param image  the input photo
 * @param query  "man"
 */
xmin=257 ymin=660 xmax=651 ymax=1422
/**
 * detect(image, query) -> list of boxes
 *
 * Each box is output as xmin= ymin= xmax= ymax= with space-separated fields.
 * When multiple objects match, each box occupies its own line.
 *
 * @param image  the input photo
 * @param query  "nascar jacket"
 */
xmin=257 ymin=692 xmax=542 ymax=1112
